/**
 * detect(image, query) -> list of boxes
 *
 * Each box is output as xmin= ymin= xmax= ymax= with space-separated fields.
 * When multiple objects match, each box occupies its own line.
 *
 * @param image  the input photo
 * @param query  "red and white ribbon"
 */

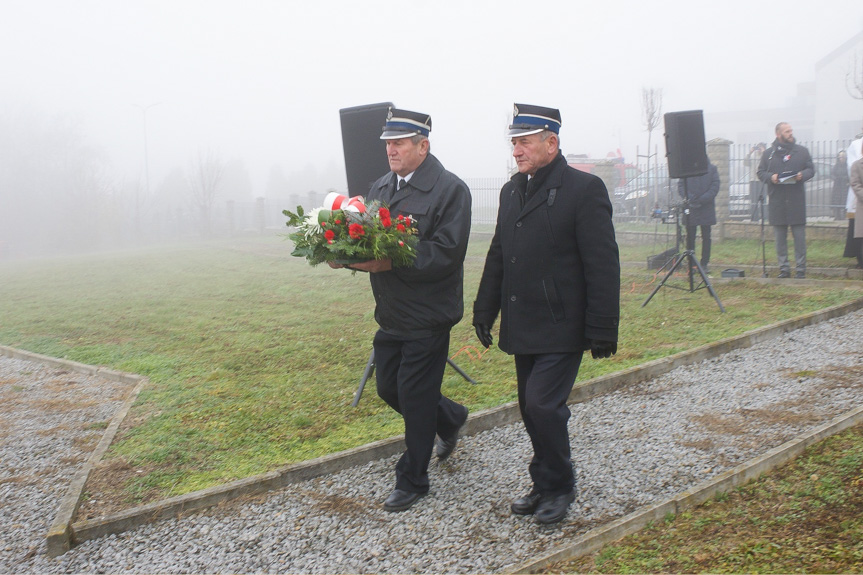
xmin=323 ymin=192 xmax=366 ymax=213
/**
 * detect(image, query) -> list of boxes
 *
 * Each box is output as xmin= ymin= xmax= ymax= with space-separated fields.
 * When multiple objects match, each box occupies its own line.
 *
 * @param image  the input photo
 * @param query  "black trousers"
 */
xmin=844 ymin=218 xmax=863 ymax=267
xmin=374 ymin=329 xmax=467 ymax=493
xmin=514 ymin=352 xmax=583 ymax=496
xmin=685 ymin=224 xmax=711 ymax=268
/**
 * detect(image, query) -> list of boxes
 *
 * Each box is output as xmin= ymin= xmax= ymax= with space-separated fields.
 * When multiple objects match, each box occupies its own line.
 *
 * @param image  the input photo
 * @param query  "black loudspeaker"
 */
xmin=664 ymin=110 xmax=708 ymax=179
xmin=339 ymin=102 xmax=393 ymax=197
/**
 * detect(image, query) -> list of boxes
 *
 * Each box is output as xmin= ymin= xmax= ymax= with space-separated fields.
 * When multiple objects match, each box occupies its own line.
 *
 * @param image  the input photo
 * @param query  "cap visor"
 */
xmin=507 ymin=127 xmax=544 ymax=137
xmin=380 ymin=131 xmax=417 ymax=140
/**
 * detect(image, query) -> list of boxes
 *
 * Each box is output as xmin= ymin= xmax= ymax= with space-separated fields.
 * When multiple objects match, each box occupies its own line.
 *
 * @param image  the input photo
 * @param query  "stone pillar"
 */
xmin=707 ymin=138 xmax=732 ymax=228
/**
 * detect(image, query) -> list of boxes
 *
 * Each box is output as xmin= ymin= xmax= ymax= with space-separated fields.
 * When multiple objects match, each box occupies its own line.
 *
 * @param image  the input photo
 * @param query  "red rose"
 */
xmin=348 ymin=223 xmax=365 ymax=239
xmin=379 ymin=207 xmax=390 ymax=219
xmin=396 ymin=223 xmax=406 ymax=232
xmin=324 ymin=229 xmax=335 ymax=244
xmin=397 ymin=214 xmax=404 ymax=221
xmin=334 ymin=219 xmax=342 ymax=225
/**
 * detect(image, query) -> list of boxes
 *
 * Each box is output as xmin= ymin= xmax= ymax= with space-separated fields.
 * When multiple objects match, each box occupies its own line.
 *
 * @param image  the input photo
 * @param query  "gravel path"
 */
xmin=3 ymin=310 xmax=863 ymax=574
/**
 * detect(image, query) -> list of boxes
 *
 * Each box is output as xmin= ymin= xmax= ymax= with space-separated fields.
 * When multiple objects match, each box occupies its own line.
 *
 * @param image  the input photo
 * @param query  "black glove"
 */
xmin=474 ymin=323 xmax=493 ymax=349
xmin=589 ymin=340 xmax=617 ymax=359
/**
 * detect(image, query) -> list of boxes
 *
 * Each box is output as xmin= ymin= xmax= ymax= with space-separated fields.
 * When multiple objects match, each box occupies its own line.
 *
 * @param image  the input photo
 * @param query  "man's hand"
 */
xmin=327 ymin=262 xmax=345 ymax=269
xmin=589 ymin=340 xmax=617 ymax=359
xmin=474 ymin=323 xmax=493 ymax=349
xmin=348 ymin=258 xmax=393 ymax=273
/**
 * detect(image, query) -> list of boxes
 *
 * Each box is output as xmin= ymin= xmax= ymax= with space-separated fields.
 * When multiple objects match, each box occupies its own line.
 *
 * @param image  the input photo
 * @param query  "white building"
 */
xmin=705 ymin=29 xmax=863 ymax=146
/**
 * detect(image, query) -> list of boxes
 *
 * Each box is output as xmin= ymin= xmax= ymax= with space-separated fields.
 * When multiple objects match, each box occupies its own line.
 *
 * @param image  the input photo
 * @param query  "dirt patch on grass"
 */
xmin=76 ymin=458 xmax=161 ymax=521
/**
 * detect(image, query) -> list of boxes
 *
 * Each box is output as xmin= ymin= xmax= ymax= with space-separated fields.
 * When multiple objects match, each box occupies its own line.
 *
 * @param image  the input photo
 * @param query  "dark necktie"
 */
xmin=399 ymin=178 xmax=407 ymax=190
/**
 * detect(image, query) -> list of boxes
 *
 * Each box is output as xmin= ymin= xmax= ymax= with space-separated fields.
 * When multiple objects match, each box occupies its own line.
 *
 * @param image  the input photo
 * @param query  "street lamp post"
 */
xmin=132 ymin=102 xmax=160 ymax=236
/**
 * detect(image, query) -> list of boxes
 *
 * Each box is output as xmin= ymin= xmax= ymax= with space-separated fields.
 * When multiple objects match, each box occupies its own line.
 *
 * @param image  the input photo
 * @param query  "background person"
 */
xmin=757 ymin=122 xmax=815 ymax=278
xmin=746 ymin=142 xmax=767 ymax=222
xmin=850 ymin=157 xmax=863 ymax=271
xmin=832 ymin=150 xmax=849 ymax=221
xmin=845 ymin=124 xmax=863 ymax=269
xmin=677 ymin=159 xmax=720 ymax=274
xmin=333 ymin=107 xmax=471 ymax=512
xmin=473 ymin=104 xmax=620 ymax=525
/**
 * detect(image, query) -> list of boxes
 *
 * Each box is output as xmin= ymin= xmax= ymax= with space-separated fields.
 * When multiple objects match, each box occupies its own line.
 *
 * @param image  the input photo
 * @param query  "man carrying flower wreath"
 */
xmin=330 ymin=107 xmax=471 ymax=512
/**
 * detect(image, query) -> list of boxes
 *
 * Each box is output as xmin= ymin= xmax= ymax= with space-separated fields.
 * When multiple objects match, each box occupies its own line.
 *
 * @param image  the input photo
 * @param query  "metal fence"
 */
xmin=226 ymin=139 xmax=855 ymax=235
xmin=728 ymin=139 xmax=852 ymax=222
xmin=232 ymin=179 xmax=510 ymax=233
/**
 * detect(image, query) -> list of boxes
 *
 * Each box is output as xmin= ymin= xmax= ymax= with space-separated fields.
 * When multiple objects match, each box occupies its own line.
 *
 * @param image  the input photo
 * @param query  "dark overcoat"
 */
xmin=757 ymin=139 xmax=815 ymax=225
xmin=366 ymin=153 xmax=471 ymax=339
xmin=677 ymin=162 xmax=720 ymax=226
xmin=473 ymin=153 xmax=620 ymax=355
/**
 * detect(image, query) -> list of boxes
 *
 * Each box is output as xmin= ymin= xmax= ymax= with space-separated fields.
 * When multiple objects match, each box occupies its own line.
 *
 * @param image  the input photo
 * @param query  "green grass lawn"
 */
xmin=1 ymin=232 xmax=861 ymax=506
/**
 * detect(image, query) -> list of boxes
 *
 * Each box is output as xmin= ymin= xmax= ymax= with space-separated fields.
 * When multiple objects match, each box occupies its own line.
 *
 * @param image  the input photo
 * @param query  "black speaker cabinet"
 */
xmin=339 ymin=102 xmax=393 ymax=197
xmin=664 ymin=110 xmax=708 ymax=179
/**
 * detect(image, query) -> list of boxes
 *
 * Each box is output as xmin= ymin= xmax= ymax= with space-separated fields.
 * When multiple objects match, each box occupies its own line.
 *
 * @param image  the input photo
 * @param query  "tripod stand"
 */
xmin=642 ymin=180 xmax=725 ymax=312
xmin=351 ymin=349 xmax=477 ymax=407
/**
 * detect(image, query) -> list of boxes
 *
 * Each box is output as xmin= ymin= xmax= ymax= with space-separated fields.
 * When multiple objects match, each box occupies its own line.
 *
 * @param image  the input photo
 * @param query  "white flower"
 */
xmin=301 ymin=208 xmax=325 ymax=239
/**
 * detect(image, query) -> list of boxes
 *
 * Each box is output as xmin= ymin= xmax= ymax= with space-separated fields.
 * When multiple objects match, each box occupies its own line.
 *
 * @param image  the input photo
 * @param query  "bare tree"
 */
xmin=187 ymin=149 xmax=224 ymax=237
xmin=847 ymin=50 xmax=863 ymax=100
xmin=640 ymin=87 xmax=663 ymax=215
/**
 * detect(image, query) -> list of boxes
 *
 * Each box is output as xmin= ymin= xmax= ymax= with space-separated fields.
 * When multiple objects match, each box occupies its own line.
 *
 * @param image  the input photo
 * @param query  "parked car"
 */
xmin=613 ymin=165 xmax=677 ymax=216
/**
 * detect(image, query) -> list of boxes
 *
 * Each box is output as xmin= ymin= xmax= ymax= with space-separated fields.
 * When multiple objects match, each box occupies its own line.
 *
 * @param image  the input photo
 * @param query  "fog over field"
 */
xmin=1 ymin=0 xmax=862 ymax=257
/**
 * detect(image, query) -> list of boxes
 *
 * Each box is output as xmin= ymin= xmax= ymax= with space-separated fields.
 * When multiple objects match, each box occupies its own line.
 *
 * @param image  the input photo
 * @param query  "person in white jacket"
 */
xmin=845 ymin=126 xmax=863 ymax=268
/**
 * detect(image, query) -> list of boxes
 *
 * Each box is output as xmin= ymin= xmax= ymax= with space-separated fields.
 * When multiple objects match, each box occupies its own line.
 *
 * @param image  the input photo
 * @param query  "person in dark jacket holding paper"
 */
xmin=677 ymin=160 xmax=720 ymax=274
xmin=473 ymin=104 xmax=620 ymax=524
xmin=333 ymin=107 xmax=471 ymax=513
xmin=757 ymin=122 xmax=815 ymax=278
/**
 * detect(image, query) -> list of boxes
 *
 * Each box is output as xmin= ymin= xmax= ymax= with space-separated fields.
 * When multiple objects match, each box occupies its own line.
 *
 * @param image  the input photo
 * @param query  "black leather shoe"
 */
xmin=511 ymin=491 xmax=543 ymax=515
xmin=535 ymin=490 xmax=576 ymax=524
xmin=383 ymin=489 xmax=425 ymax=512
xmin=435 ymin=409 xmax=468 ymax=460
xmin=778 ymin=270 xmax=791 ymax=278
xmin=795 ymin=271 xmax=805 ymax=279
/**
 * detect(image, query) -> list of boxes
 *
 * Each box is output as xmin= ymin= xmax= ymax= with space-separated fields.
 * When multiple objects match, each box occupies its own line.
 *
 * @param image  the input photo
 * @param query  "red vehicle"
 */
xmin=566 ymin=151 xmax=639 ymax=214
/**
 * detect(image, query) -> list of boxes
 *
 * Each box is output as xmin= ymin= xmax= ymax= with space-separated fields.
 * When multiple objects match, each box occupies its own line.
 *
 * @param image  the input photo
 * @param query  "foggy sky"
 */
xmin=3 ymin=0 xmax=863 ymax=197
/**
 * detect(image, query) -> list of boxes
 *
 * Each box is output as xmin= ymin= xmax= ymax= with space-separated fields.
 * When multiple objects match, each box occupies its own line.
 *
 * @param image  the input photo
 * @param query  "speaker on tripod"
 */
xmin=643 ymin=110 xmax=725 ymax=313
xmin=664 ymin=110 xmax=708 ymax=179
xmin=339 ymin=102 xmax=393 ymax=197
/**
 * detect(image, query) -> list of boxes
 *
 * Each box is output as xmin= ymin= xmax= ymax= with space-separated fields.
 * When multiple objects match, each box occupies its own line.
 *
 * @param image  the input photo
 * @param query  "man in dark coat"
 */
xmin=473 ymin=104 xmax=620 ymax=524
xmin=757 ymin=122 xmax=815 ymax=278
xmin=333 ymin=107 xmax=471 ymax=512
xmin=677 ymin=160 xmax=720 ymax=274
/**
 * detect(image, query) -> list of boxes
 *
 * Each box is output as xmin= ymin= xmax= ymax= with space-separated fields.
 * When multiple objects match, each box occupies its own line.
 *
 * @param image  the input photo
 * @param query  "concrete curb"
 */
xmin=508 ymin=404 xmax=863 ymax=574
xmin=0 ymin=345 xmax=147 ymax=557
xmin=14 ymin=295 xmax=863 ymax=554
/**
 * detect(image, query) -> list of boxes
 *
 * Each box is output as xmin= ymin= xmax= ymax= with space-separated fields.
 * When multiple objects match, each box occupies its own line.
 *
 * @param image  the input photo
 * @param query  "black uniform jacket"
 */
xmin=473 ymin=152 xmax=620 ymax=355
xmin=677 ymin=162 xmax=720 ymax=226
xmin=366 ymin=153 xmax=471 ymax=339
xmin=757 ymin=139 xmax=815 ymax=226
